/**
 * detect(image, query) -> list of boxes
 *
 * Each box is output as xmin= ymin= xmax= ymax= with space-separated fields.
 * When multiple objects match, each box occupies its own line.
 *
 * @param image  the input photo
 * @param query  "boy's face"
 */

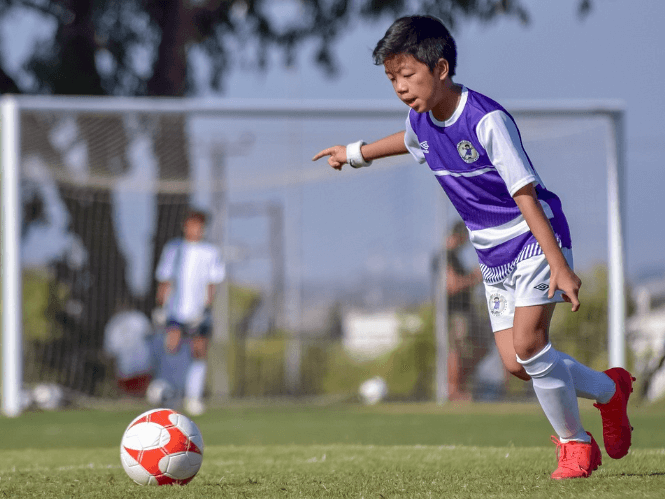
xmin=183 ymin=217 xmax=205 ymax=242
xmin=384 ymin=54 xmax=447 ymax=114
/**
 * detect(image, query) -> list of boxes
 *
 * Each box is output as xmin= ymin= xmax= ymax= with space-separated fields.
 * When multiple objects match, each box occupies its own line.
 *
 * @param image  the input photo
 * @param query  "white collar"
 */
xmin=428 ymin=85 xmax=467 ymax=127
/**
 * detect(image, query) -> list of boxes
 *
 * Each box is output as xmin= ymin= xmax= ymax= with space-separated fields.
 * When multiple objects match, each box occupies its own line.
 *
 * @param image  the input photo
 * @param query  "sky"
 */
xmin=215 ymin=0 xmax=665 ymax=283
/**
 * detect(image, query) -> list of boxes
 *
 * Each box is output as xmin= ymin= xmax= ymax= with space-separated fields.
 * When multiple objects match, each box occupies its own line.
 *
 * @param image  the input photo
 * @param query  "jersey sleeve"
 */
xmin=405 ymin=113 xmax=427 ymax=164
xmin=476 ymin=110 xmax=539 ymax=196
xmin=208 ymin=247 xmax=226 ymax=284
xmin=155 ymin=241 xmax=178 ymax=282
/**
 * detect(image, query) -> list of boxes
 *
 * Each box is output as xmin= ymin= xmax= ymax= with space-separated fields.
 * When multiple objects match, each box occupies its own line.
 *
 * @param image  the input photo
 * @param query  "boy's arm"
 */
xmin=513 ymin=184 xmax=582 ymax=312
xmin=312 ymin=131 xmax=407 ymax=170
xmin=156 ymin=281 xmax=171 ymax=306
xmin=206 ymin=283 xmax=216 ymax=307
xmin=447 ymin=266 xmax=482 ymax=295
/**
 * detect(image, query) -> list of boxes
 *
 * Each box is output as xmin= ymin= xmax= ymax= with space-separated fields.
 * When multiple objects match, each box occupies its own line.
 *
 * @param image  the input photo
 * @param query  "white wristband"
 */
xmin=346 ymin=140 xmax=372 ymax=168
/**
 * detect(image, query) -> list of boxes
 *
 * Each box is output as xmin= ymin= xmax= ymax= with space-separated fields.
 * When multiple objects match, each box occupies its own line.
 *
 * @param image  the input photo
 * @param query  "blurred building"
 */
xmin=342 ymin=309 xmax=422 ymax=361
xmin=627 ymin=276 xmax=665 ymax=401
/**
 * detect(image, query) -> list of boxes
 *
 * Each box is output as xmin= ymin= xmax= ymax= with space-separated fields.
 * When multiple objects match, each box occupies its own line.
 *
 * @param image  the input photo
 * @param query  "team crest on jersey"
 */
xmin=457 ymin=140 xmax=479 ymax=163
xmin=419 ymin=141 xmax=430 ymax=153
xmin=489 ymin=293 xmax=507 ymax=316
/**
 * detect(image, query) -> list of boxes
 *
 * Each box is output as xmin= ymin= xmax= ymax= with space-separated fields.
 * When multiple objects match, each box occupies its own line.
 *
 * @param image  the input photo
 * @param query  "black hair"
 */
xmin=372 ymin=15 xmax=457 ymax=76
xmin=184 ymin=208 xmax=209 ymax=225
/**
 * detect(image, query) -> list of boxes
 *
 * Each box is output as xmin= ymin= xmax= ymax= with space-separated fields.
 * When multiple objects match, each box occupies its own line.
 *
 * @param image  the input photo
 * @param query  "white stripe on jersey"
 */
xmin=433 ymin=167 xmax=496 ymax=178
xmin=479 ymin=235 xmax=565 ymax=284
xmin=469 ymin=200 xmax=554 ymax=250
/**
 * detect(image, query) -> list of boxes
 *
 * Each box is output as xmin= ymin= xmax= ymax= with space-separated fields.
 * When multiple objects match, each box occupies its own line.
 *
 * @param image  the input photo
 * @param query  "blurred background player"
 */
xmin=432 ymin=220 xmax=484 ymax=400
xmin=155 ymin=209 xmax=226 ymax=416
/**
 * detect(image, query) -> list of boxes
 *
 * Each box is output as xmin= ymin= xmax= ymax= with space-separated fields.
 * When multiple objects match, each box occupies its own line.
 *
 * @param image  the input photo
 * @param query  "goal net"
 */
xmin=1 ymin=95 xmax=625 ymax=415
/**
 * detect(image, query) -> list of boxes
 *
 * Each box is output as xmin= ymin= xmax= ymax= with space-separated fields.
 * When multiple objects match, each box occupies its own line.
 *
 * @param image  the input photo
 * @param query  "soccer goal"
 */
xmin=1 ymin=95 xmax=625 ymax=416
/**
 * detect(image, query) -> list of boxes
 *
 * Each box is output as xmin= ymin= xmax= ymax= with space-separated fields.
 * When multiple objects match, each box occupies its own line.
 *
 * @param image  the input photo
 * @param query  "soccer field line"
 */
xmin=1 ymin=446 xmax=663 ymax=476
xmin=0 ymin=463 xmax=123 ymax=474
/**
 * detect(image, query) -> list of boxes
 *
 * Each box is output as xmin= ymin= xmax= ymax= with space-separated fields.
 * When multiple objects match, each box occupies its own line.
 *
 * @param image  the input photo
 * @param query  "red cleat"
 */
xmin=550 ymin=432 xmax=602 ymax=480
xmin=594 ymin=368 xmax=635 ymax=459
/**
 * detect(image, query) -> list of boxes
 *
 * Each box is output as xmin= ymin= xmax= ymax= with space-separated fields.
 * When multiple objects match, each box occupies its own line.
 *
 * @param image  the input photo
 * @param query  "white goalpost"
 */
xmin=1 ymin=94 xmax=626 ymax=416
xmin=2 ymin=96 xmax=22 ymax=417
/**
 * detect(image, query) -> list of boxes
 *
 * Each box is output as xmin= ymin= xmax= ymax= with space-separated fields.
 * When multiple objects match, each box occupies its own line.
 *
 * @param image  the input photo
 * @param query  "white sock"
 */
xmin=558 ymin=351 xmax=616 ymax=404
xmin=517 ymin=343 xmax=590 ymax=443
xmin=185 ymin=360 xmax=207 ymax=401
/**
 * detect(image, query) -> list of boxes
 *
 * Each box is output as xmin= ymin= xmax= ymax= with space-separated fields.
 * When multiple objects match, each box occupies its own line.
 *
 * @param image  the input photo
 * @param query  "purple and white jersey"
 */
xmin=405 ymin=86 xmax=571 ymax=283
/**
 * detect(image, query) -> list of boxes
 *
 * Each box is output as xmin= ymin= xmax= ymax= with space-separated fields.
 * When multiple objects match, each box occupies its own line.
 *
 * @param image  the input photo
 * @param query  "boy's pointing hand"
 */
xmin=312 ymin=145 xmax=347 ymax=170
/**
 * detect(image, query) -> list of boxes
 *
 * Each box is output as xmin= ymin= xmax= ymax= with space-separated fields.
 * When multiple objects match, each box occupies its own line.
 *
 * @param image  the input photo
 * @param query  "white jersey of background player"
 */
xmin=156 ymin=209 xmax=225 ymax=416
xmin=313 ymin=15 xmax=635 ymax=480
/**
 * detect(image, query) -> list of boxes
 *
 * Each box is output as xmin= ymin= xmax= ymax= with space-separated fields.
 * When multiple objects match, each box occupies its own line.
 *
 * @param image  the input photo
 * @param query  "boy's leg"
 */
xmin=164 ymin=322 xmax=183 ymax=354
xmin=514 ymin=304 xmax=604 ymax=478
xmin=513 ymin=304 xmax=589 ymax=443
xmin=557 ymin=352 xmax=615 ymax=402
xmin=496 ymin=321 xmax=633 ymax=459
xmin=495 ymin=331 xmax=619 ymax=403
xmin=485 ymin=253 xmax=602 ymax=477
xmin=184 ymin=335 xmax=208 ymax=416
xmin=494 ymin=329 xmax=530 ymax=381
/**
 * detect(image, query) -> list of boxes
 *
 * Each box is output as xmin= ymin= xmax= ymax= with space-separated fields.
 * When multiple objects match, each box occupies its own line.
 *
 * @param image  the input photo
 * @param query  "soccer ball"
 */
xmin=358 ymin=376 xmax=388 ymax=405
xmin=120 ymin=408 xmax=204 ymax=485
xmin=32 ymin=383 xmax=65 ymax=410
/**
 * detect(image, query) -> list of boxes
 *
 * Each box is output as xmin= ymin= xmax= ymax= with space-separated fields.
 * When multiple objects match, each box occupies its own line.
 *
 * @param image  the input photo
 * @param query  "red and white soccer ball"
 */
xmin=120 ymin=408 xmax=204 ymax=485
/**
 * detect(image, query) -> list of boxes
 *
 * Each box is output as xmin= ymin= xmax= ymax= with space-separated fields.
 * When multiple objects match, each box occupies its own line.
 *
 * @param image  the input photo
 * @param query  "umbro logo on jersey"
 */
xmin=419 ymin=141 xmax=429 ymax=153
xmin=534 ymin=283 xmax=549 ymax=291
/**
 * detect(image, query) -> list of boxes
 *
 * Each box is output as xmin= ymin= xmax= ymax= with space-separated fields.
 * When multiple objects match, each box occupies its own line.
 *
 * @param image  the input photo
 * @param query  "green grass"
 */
xmin=1 ymin=401 xmax=664 ymax=498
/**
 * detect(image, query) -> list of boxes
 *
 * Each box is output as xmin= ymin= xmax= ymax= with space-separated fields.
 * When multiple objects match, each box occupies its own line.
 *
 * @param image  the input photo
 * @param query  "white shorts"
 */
xmin=483 ymin=248 xmax=574 ymax=333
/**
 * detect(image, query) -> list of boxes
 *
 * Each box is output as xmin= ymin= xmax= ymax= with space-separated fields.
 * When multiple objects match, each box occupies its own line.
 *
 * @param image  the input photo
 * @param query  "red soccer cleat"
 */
xmin=594 ymin=367 xmax=635 ymax=459
xmin=550 ymin=432 xmax=602 ymax=480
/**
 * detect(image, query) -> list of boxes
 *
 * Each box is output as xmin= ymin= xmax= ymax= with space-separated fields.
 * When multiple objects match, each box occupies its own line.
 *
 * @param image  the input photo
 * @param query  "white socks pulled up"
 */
xmin=558 ymin=351 xmax=616 ymax=404
xmin=517 ymin=343 xmax=590 ymax=443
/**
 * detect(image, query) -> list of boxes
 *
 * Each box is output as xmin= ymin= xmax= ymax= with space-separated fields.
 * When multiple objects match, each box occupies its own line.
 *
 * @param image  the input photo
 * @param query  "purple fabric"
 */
xmin=409 ymin=88 xmax=572 ymax=280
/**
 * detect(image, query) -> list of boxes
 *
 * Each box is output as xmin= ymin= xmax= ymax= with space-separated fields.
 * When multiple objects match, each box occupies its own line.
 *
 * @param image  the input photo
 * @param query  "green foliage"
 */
xmin=8 ymin=270 xmax=67 ymax=343
xmin=229 ymin=336 xmax=286 ymax=397
xmin=316 ymin=306 xmax=435 ymax=400
xmin=226 ymin=305 xmax=436 ymax=399
xmin=549 ymin=265 xmax=610 ymax=370
xmin=228 ymin=283 xmax=262 ymax=331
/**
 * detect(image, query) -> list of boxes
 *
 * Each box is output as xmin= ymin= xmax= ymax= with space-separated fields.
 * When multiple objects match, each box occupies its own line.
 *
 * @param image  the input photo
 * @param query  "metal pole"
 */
xmin=1 ymin=96 xmax=22 ymax=417
xmin=434 ymin=189 xmax=449 ymax=404
xmin=607 ymin=111 xmax=626 ymax=368
xmin=268 ymin=203 xmax=285 ymax=333
xmin=209 ymin=145 xmax=231 ymax=399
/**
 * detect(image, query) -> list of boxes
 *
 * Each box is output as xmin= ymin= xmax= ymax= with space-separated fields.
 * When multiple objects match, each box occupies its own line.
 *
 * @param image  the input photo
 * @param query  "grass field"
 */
xmin=1 ymin=400 xmax=664 ymax=498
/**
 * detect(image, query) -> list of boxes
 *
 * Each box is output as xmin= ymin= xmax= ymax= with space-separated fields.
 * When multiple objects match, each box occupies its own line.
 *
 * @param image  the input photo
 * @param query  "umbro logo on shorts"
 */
xmin=534 ymin=283 xmax=549 ymax=291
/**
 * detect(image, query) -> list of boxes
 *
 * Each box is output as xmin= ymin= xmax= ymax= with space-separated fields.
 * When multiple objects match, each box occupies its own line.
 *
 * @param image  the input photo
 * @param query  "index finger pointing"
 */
xmin=312 ymin=148 xmax=333 ymax=161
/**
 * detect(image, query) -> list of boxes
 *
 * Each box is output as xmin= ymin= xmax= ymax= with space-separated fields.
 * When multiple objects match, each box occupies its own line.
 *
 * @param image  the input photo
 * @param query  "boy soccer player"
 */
xmin=313 ymin=15 xmax=634 ymax=479
xmin=155 ymin=209 xmax=226 ymax=416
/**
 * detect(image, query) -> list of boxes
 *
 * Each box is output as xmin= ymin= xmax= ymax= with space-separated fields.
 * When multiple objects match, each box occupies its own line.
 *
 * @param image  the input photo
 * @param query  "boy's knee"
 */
xmin=506 ymin=363 xmax=531 ymax=381
xmin=164 ymin=328 xmax=181 ymax=354
xmin=191 ymin=337 xmax=208 ymax=359
xmin=513 ymin=340 xmax=548 ymax=362
xmin=516 ymin=343 xmax=558 ymax=379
